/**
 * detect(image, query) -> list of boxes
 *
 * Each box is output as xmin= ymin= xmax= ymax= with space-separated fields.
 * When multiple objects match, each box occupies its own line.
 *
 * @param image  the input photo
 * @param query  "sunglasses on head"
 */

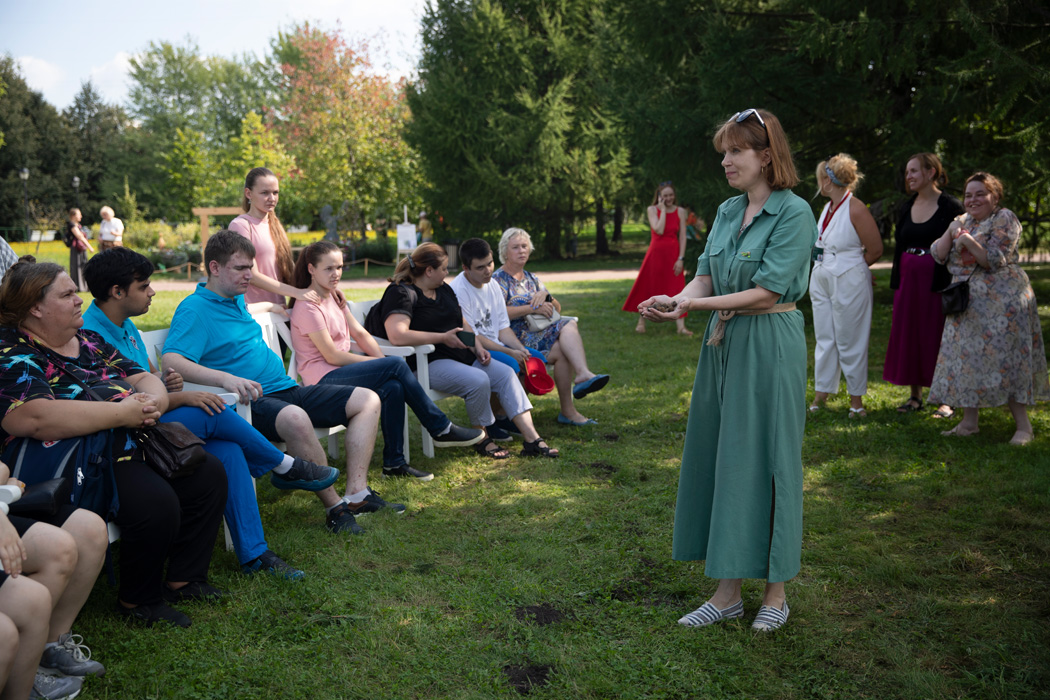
xmin=733 ymin=108 xmax=767 ymax=132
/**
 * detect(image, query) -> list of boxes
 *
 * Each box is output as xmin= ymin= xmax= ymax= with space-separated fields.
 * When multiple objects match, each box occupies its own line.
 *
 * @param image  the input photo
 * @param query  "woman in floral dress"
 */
xmin=928 ymin=172 xmax=1048 ymax=445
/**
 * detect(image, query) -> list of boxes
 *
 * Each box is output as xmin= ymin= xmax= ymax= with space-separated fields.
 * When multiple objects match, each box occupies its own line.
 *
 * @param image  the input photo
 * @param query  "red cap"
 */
xmin=521 ymin=356 xmax=554 ymax=395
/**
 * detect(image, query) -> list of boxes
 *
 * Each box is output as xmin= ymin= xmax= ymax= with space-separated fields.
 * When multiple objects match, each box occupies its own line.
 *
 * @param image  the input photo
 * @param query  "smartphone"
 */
xmin=456 ymin=330 xmax=476 ymax=347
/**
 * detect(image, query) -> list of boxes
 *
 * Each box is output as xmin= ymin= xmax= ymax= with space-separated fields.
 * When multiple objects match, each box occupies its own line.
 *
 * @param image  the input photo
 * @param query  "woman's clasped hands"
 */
xmin=124 ymin=393 xmax=163 ymax=428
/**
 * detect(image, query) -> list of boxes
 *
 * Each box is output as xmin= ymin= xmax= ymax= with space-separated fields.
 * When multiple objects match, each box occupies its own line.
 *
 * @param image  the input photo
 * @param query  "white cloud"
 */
xmin=89 ymin=52 xmax=133 ymax=104
xmin=17 ymin=55 xmax=65 ymax=93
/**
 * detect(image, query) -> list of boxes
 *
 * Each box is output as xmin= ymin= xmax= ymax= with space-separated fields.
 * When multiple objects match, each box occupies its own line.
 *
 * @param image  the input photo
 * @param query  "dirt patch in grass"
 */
xmin=603 ymin=432 xmax=619 ymax=442
xmin=503 ymin=664 xmax=552 ymax=694
xmin=515 ymin=603 xmax=566 ymax=625
xmin=589 ymin=460 xmax=615 ymax=474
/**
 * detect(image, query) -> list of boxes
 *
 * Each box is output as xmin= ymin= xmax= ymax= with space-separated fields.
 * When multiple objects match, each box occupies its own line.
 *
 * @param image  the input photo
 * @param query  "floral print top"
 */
xmin=0 ymin=326 xmax=145 ymax=458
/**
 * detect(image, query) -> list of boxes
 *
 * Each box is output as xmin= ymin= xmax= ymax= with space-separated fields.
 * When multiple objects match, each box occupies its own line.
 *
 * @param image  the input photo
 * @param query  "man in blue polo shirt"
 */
xmin=162 ymin=231 xmax=401 ymax=536
xmin=82 ymin=247 xmax=334 ymax=578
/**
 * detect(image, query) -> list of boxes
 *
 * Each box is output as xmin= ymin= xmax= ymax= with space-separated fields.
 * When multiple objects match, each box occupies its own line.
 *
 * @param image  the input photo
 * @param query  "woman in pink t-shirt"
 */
xmin=229 ymin=167 xmax=317 ymax=308
xmin=288 ymin=241 xmax=483 ymax=480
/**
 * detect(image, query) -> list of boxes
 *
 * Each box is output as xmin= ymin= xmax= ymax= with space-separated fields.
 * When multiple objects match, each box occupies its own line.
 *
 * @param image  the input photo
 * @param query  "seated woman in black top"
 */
xmin=365 ymin=243 xmax=558 ymax=459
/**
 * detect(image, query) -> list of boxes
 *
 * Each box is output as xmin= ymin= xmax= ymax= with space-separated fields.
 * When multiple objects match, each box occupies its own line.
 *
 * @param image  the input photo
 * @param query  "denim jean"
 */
xmin=318 ymin=356 xmax=449 ymax=468
xmin=162 ymin=405 xmax=285 ymax=565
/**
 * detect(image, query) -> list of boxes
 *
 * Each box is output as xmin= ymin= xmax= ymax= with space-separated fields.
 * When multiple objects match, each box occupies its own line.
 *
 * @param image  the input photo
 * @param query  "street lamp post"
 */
xmin=72 ymin=176 xmax=81 ymax=210
xmin=18 ymin=168 xmax=33 ymax=252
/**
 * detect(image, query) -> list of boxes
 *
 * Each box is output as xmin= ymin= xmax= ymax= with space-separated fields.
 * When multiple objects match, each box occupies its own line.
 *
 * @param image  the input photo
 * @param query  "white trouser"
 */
xmin=426 ymin=358 xmax=532 ymax=427
xmin=810 ymin=262 xmax=873 ymax=396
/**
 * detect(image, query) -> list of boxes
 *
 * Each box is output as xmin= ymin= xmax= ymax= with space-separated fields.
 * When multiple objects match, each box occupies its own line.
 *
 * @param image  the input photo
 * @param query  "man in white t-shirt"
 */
xmin=98 ymin=206 xmax=124 ymax=250
xmin=450 ymin=238 xmax=597 ymax=427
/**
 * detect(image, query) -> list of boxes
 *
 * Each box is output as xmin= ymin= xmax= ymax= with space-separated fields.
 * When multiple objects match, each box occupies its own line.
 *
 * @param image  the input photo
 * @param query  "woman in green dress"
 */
xmin=640 ymin=108 xmax=816 ymax=632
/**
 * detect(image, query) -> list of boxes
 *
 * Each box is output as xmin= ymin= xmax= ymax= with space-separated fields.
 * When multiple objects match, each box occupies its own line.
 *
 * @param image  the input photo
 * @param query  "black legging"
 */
xmin=112 ymin=454 xmax=227 ymax=605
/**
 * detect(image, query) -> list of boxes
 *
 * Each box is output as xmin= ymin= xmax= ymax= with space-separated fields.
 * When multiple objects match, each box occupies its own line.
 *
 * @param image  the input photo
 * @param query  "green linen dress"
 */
xmin=671 ymin=189 xmax=817 ymax=582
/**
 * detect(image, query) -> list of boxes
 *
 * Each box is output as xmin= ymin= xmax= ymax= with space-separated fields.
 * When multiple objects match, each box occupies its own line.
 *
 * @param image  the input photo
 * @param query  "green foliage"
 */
xmin=123 ymin=221 xmax=199 ymax=250
xmin=406 ymin=0 xmax=632 ymax=256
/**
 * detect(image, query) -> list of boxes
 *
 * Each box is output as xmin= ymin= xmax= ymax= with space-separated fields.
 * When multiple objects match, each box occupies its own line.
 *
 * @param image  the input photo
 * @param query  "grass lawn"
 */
xmin=66 ymin=266 xmax=1050 ymax=699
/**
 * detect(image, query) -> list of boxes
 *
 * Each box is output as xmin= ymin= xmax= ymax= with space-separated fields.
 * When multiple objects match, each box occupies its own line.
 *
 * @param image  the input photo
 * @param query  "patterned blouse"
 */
xmin=0 ymin=326 xmax=146 ymax=459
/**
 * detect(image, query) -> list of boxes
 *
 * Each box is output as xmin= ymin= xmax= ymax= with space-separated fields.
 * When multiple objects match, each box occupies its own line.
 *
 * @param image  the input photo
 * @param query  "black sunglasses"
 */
xmin=733 ymin=108 xmax=767 ymax=132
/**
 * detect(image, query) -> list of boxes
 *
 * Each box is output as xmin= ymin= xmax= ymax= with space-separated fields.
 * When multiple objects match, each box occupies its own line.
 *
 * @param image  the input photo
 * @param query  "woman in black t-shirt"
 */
xmin=366 ymin=244 xmax=559 ymax=459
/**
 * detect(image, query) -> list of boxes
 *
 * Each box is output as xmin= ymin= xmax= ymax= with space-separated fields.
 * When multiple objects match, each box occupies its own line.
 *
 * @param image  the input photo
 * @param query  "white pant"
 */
xmin=427 ymin=358 xmax=532 ymax=427
xmin=810 ymin=262 xmax=873 ymax=396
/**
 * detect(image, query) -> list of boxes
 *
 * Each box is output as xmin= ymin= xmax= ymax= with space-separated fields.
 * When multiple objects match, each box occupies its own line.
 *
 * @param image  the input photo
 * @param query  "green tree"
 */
xmin=0 ymin=56 xmax=76 ymax=232
xmin=407 ymin=0 xmax=631 ymax=257
xmin=611 ymin=0 xmax=1050 ymax=241
xmin=271 ymin=23 xmax=423 ymax=229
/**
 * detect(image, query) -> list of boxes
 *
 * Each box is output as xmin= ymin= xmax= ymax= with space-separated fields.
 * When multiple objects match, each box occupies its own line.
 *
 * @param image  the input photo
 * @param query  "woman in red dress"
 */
xmin=623 ymin=182 xmax=691 ymax=335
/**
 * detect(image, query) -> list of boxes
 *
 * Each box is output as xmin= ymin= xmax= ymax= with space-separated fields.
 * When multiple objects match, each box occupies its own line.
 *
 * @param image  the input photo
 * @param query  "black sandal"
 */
xmin=897 ymin=398 xmax=922 ymax=413
xmin=520 ymin=439 xmax=559 ymax=459
xmin=473 ymin=437 xmax=510 ymax=460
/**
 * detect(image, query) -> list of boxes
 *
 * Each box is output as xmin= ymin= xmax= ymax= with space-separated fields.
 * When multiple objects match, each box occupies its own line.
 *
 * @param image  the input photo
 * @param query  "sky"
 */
xmin=0 ymin=0 xmax=426 ymax=110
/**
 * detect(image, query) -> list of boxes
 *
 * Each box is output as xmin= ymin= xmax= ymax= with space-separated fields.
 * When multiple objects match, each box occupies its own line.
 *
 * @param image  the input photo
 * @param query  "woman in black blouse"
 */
xmin=883 ymin=153 xmax=964 ymax=415
xmin=365 ymin=243 xmax=559 ymax=459
xmin=0 ymin=258 xmax=227 ymax=628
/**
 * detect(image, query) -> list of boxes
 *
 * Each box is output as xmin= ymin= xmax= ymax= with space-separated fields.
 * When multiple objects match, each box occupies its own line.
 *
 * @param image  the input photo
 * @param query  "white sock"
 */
xmin=436 ymin=422 xmax=452 ymax=436
xmin=344 ymin=489 xmax=371 ymax=504
xmin=271 ymin=455 xmax=295 ymax=474
xmin=325 ymin=501 xmax=344 ymax=514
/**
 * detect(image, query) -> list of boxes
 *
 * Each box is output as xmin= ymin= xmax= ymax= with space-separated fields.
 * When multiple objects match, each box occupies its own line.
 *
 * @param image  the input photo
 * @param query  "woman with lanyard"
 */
xmin=640 ymin=108 xmax=816 ymax=632
xmin=808 ymin=154 xmax=883 ymax=417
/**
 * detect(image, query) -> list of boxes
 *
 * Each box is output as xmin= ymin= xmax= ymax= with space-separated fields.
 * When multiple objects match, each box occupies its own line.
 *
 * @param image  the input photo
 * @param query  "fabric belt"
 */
xmin=706 ymin=303 xmax=798 ymax=346
xmin=905 ymin=247 xmax=929 ymax=256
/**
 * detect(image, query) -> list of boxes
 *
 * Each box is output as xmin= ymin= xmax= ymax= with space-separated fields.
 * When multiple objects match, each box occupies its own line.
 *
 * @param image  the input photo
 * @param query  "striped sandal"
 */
xmin=677 ymin=599 xmax=744 ymax=627
xmin=751 ymin=600 xmax=790 ymax=632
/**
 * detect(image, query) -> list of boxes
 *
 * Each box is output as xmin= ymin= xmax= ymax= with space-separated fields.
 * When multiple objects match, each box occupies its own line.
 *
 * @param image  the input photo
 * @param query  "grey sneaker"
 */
xmin=38 ymin=632 xmax=105 ymax=677
xmin=431 ymin=423 xmax=485 ymax=447
xmin=30 ymin=672 xmax=83 ymax=700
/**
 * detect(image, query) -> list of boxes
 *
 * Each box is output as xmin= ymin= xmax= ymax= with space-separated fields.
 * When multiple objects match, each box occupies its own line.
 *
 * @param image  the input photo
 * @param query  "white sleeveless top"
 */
xmin=814 ymin=192 xmax=866 ymax=277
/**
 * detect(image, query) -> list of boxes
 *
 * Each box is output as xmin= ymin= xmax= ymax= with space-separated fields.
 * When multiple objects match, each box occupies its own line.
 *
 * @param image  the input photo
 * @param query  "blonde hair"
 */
xmin=498 ymin=227 xmax=533 ymax=265
xmin=816 ymin=153 xmax=864 ymax=194
xmin=242 ymin=167 xmax=293 ymax=285
xmin=712 ymin=109 xmax=799 ymax=190
xmin=99 ymin=206 xmax=115 ymax=218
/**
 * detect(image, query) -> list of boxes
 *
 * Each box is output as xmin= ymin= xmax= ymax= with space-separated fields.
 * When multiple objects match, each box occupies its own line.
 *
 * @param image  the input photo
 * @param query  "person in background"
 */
xmin=418 ymin=212 xmax=433 ymax=242
xmin=622 ymin=182 xmax=692 ymax=336
xmin=808 ymin=154 xmax=884 ymax=418
xmin=97 ymin=206 xmax=124 ymax=250
xmin=883 ymin=153 xmax=964 ymax=416
xmin=641 ymin=108 xmax=816 ymax=633
xmin=288 ymin=240 xmax=484 ymax=482
xmin=64 ymin=209 xmax=93 ymax=293
xmin=928 ymin=172 xmax=1049 ymax=444
xmin=82 ymin=247 xmax=334 ymax=579
xmin=229 ymin=167 xmax=318 ymax=309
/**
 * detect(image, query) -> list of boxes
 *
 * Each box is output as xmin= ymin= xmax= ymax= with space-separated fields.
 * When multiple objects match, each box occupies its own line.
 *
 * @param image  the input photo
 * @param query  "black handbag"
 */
xmin=132 ymin=423 xmax=207 ymax=479
xmin=7 ymin=478 xmax=72 ymax=518
xmin=43 ymin=349 xmax=206 ymax=480
xmin=938 ymin=269 xmax=976 ymax=315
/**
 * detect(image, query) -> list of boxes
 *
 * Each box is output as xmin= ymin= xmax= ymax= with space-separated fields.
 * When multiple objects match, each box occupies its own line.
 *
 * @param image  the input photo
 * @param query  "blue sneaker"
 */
xmin=242 ymin=549 xmax=305 ymax=581
xmin=270 ymin=458 xmax=338 ymax=492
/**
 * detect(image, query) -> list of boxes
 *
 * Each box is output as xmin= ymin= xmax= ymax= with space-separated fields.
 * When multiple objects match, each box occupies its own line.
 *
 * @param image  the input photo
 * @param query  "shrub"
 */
xmin=349 ymin=237 xmax=396 ymax=262
xmin=124 ymin=222 xmax=200 ymax=250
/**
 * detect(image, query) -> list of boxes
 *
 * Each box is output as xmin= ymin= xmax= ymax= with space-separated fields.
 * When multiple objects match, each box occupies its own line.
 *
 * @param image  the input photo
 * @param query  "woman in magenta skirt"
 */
xmin=623 ymin=182 xmax=691 ymax=335
xmin=883 ymin=153 xmax=964 ymax=415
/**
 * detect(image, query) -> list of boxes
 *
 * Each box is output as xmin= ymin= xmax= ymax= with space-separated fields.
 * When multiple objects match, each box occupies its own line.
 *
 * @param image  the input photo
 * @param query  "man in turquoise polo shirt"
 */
xmin=162 ymin=231 xmax=402 ymax=536
xmin=81 ymin=247 xmax=338 ymax=578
